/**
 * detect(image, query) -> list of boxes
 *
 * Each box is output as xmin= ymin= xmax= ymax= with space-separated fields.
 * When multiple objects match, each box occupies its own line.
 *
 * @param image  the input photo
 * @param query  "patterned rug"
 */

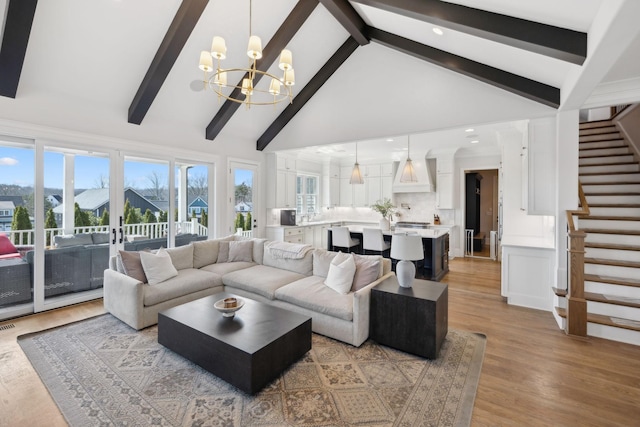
xmin=18 ymin=314 xmax=485 ymax=426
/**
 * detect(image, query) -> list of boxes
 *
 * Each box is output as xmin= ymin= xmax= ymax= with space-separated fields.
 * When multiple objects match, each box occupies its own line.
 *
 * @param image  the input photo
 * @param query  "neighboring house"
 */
xmin=188 ymin=196 xmax=208 ymax=218
xmin=234 ymin=201 xmax=252 ymax=213
xmin=0 ymin=201 xmax=15 ymax=231
xmin=46 ymin=194 xmax=62 ymax=207
xmin=52 ymin=188 xmax=162 ymax=223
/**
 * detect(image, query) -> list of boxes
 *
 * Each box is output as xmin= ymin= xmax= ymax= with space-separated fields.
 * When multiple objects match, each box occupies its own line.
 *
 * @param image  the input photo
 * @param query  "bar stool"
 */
xmin=362 ymin=228 xmax=391 ymax=256
xmin=331 ymin=227 xmax=360 ymax=253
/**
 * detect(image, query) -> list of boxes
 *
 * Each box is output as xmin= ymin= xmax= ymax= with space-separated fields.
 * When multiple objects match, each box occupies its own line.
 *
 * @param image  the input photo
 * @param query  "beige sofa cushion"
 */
xmin=223 ymin=265 xmax=306 ymax=300
xmin=200 ymin=261 xmax=256 ymax=275
xmin=275 ymin=276 xmax=354 ymax=321
xmin=165 ymin=244 xmax=194 ymax=270
xmin=143 ymin=268 xmax=222 ymax=306
xmin=312 ymin=249 xmax=338 ymax=278
xmin=192 ymin=236 xmax=235 ymax=269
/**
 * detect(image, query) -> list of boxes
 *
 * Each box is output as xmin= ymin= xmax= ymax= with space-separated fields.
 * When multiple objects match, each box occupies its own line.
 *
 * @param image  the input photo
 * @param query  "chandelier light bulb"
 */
xmin=214 ymin=70 xmax=227 ymax=87
xmin=269 ymin=79 xmax=281 ymax=95
xmin=211 ymin=36 xmax=227 ymax=60
xmin=198 ymin=51 xmax=213 ymax=72
xmin=279 ymin=49 xmax=293 ymax=71
xmin=241 ymin=78 xmax=254 ymax=95
xmin=247 ymin=35 xmax=263 ymax=59
xmin=284 ymin=69 xmax=295 ymax=86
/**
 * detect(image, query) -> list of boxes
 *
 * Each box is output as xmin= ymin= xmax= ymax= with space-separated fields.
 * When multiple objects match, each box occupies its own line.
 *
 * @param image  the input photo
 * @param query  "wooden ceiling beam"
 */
xmin=205 ymin=0 xmax=319 ymax=141
xmin=0 ymin=0 xmax=38 ymax=98
xmin=369 ymin=27 xmax=560 ymax=108
xmin=351 ymin=0 xmax=587 ymax=65
xmin=257 ymin=37 xmax=360 ymax=151
xmin=319 ymin=0 xmax=369 ymax=45
xmin=128 ymin=0 xmax=208 ymax=125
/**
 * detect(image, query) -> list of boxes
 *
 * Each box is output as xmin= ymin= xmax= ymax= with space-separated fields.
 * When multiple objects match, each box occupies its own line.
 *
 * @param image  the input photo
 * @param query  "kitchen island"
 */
xmin=327 ymin=225 xmax=449 ymax=281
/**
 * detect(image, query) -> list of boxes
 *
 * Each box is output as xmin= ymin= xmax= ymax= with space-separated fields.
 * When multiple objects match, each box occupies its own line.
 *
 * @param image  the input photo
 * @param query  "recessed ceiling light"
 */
xmin=386 ymin=138 xmax=394 ymax=142
xmin=433 ymin=27 xmax=444 ymax=36
xmin=465 ymin=128 xmax=474 ymax=132
xmin=470 ymin=140 xmax=480 ymax=144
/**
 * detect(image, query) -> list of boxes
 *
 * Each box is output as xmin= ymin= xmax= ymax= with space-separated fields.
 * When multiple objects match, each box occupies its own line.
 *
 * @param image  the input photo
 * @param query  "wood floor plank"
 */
xmin=2 ymin=258 xmax=640 ymax=425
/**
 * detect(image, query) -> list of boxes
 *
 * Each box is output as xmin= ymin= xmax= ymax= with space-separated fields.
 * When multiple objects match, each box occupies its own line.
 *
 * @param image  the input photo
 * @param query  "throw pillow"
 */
xmin=0 ymin=234 xmax=18 ymax=255
xmin=312 ymin=249 xmax=338 ymax=278
xmin=324 ymin=252 xmax=356 ymax=295
xmin=351 ymin=256 xmax=381 ymax=292
xmin=165 ymin=244 xmax=194 ymax=270
xmin=217 ymin=241 xmax=230 ymax=263
xmin=228 ymin=240 xmax=253 ymax=262
xmin=139 ymin=248 xmax=178 ymax=285
xmin=117 ymin=250 xmax=148 ymax=283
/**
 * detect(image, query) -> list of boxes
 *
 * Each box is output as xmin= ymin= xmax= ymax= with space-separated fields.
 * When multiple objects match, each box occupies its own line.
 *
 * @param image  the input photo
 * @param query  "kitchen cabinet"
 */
xmin=322 ymin=162 xmax=340 ymax=208
xmin=339 ymin=163 xmax=393 ymax=207
xmin=266 ymin=226 xmax=304 ymax=244
xmin=304 ymin=226 xmax=314 ymax=245
xmin=436 ymin=173 xmax=454 ymax=209
xmin=267 ymin=154 xmax=297 ymax=208
xmin=339 ymin=177 xmax=353 ymax=206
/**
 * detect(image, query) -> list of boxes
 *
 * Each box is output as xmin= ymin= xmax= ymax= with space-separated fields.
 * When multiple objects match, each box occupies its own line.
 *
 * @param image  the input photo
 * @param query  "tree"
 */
xmin=143 ymin=209 xmax=157 ymax=223
xmin=94 ymin=174 xmax=108 ymax=189
xmin=44 ymin=208 xmax=58 ymax=246
xmin=234 ymin=212 xmax=245 ymax=231
xmin=244 ymin=212 xmax=252 ymax=231
xmin=146 ymin=170 xmax=166 ymax=200
xmin=188 ymin=172 xmax=208 ymax=200
xmin=235 ymin=182 xmax=251 ymax=203
xmin=191 ymin=209 xmax=197 ymax=219
xmin=11 ymin=206 xmax=33 ymax=244
xmin=100 ymin=209 xmax=110 ymax=226
xmin=123 ymin=199 xmax=132 ymax=223
xmin=201 ymin=210 xmax=208 ymax=227
xmin=74 ymin=202 xmax=92 ymax=227
xmin=125 ymin=209 xmax=140 ymax=225
xmin=158 ymin=210 xmax=168 ymax=223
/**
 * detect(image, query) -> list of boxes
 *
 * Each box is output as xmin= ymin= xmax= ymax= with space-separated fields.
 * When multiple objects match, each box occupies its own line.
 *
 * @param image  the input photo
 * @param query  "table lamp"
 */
xmin=390 ymin=233 xmax=424 ymax=288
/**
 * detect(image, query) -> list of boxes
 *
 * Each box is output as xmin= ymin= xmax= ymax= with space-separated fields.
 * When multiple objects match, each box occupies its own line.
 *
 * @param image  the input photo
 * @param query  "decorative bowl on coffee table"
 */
xmin=214 ymin=297 xmax=245 ymax=318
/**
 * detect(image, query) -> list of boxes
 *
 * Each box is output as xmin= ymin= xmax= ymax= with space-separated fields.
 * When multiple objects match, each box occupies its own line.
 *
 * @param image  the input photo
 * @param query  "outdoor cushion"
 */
xmin=275 ymin=276 xmax=354 ymax=321
xmin=200 ymin=261 xmax=256 ymax=276
xmin=54 ymin=233 xmax=93 ymax=248
xmin=166 ymin=244 xmax=194 ymax=270
xmin=91 ymin=232 xmax=110 ymax=244
xmin=223 ymin=265 xmax=306 ymax=300
xmin=143 ymin=268 xmax=222 ymax=306
xmin=0 ymin=235 xmax=18 ymax=255
xmin=0 ymin=253 xmax=22 ymax=260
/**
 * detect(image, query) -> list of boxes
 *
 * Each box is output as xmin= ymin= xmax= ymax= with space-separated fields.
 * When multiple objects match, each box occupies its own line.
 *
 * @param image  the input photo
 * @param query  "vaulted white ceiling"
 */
xmin=0 ymin=0 xmax=639 ymax=161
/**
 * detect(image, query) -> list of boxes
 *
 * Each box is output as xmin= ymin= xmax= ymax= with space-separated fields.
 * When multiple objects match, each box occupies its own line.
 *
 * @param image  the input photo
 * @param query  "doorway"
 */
xmin=464 ymin=169 xmax=500 ymax=259
xmin=229 ymin=160 xmax=258 ymax=237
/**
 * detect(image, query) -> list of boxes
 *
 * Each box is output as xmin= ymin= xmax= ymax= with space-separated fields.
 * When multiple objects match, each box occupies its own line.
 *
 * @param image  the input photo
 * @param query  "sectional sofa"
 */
xmin=103 ymin=236 xmax=393 ymax=347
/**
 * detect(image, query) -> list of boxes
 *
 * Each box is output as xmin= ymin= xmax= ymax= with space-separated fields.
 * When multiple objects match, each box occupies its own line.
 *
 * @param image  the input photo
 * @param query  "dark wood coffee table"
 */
xmin=158 ymin=293 xmax=312 ymax=394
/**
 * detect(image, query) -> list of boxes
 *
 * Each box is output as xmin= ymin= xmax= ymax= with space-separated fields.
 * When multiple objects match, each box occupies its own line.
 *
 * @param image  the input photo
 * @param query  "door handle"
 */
xmin=119 ymin=228 xmax=123 ymax=244
xmin=112 ymin=228 xmax=117 ymax=244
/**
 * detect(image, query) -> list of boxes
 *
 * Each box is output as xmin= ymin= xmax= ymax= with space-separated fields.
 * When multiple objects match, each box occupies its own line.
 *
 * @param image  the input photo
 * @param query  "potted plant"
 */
xmin=371 ymin=198 xmax=396 ymax=231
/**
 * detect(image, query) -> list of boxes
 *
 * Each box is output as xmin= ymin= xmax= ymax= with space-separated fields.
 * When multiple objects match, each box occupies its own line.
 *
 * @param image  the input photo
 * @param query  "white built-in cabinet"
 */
xmin=523 ymin=118 xmax=556 ymax=215
xmin=266 ymin=222 xmax=339 ymax=249
xmin=266 ymin=153 xmax=297 ymax=209
xmin=339 ymin=163 xmax=393 ymax=207
xmin=436 ymin=157 xmax=454 ymax=209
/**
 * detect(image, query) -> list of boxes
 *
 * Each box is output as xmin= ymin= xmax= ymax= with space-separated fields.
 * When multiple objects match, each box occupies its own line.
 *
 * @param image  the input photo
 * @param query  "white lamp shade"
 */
xmin=211 ymin=36 xmax=227 ymax=59
xmin=214 ymin=70 xmax=227 ymax=86
xmin=279 ymin=49 xmax=293 ymax=71
xmin=349 ymin=163 xmax=364 ymax=184
xmin=241 ymin=78 xmax=253 ymax=95
xmin=247 ymin=35 xmax=263 ymax=59
xmin=269 ymin=79 xmax=281 ymax=95
xmin=199 ymin=51 xmax=213 ymax=72
xmin=391 ymin=234 xmax=424 ymax=260
xmin=284 ymin=69 xmax=295 ymax=86
xmin=399 ymin=158 xmax=418 ymax=182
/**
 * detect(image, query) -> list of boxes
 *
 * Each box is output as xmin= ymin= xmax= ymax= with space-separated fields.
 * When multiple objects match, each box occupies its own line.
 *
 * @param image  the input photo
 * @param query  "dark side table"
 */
xmin=370 ymin=275 xmax=448 ymax=359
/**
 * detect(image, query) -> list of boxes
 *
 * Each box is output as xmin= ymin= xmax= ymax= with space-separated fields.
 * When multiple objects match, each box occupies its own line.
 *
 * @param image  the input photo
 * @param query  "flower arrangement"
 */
xmin=370 ymin=198 xmax=397 ymax=221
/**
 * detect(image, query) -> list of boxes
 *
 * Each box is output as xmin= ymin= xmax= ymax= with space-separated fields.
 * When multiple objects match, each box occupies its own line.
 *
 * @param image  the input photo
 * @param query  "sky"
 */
xmin=0 ymin=146 xmax=212 ymax=190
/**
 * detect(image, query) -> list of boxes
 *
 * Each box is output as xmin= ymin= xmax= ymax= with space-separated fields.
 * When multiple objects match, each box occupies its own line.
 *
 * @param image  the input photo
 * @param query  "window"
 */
xmin=0 ymin=210 xmax=10 ymax=216
xmin=296 ymin=174 xmax=318 ymax=215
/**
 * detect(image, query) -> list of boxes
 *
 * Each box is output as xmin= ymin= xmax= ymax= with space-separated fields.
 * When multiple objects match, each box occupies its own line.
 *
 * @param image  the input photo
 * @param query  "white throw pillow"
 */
xmin=139 ymin=248 xmax=178 ymax=285
xmin=324 ymin=252 xmax=356 ymax=295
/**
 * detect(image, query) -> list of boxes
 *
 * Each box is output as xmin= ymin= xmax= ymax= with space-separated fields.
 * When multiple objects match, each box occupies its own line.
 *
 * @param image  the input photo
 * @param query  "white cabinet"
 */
xmin=436 ymin=173 xmax=454 ymax=209
xmin=267 ymin=154 xmax=297 ymax=208
xmin=304 ymin=226 xmax=314 ymax=245
xmin=339 ymin=178 xmax=353 ymax=206
xmin=338 ymin=163 xmax=392 ymax=207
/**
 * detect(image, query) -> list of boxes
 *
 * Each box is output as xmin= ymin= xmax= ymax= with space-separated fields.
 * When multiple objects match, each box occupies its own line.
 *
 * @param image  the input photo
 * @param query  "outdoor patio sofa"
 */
xmin=103 ymin=236 xmax=393 ymax=347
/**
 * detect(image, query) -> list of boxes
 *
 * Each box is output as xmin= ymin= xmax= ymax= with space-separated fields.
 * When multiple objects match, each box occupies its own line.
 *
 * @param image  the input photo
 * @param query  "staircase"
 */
xmin=558 ymin=118 xmax=640 ymax=345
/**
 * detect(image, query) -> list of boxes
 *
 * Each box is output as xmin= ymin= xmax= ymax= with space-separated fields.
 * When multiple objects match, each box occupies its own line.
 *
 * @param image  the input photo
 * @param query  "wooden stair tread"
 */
xmin=579 ymin=119 xmax=613 ymax=128
xmin=579 ymin=153 xmax=632 ymax=158
xmin=585 ymin=242 xmax=640 ymax=251
xmin=581 ymin=228 xmax=640 ymax=235
xmin=584 ymin=292 xmax=640 ymax=309
xmin=581 ymin=181 xmax=640 ymax=186
xmin=588 ymin=203 xmax=640 ymax=208
xmin=584 ymin=274 xmax=640 ymax=288
xmin=552 ymin=287 xmax=567 ymax=297
xmin=582 ymin=215 xmax=640 ymax=221
xmin=578 ymin=140 xmax=625 ymax=147
xmin=583 ymin=192 xmax=640 ymax=196
xmin=585 ymin=257 xmax=640 ymax=268
xmin=555 ymin=307 xmax=640 ymax=332
xmin=579 ymin=161 xmax=638 ymax=167
xmin=579 ymin=171 xmax=640 ymax=176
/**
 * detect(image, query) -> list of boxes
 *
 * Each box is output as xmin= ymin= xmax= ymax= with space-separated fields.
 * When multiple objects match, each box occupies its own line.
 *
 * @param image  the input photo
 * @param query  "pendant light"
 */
xmin=349 ymin=141 xmax=364 ymax=184
xmin=400 ymin=135 xmax=418 ymax=182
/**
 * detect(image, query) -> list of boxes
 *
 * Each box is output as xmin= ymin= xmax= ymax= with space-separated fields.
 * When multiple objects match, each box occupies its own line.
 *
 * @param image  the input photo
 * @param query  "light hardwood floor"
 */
xmin=1 ymin=257 xmax=640 ymax=426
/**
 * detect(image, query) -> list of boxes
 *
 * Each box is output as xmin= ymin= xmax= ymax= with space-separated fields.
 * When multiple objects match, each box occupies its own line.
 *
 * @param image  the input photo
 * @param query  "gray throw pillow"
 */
xmin=217 ymin=242 xmax=230 ymax=263
xmin=117 ymin=250 xmax=148 ymax=283
xmin=351 ymin=256 xmax=381 ymax=292
xmin=228 ymin=240 xmax=253 ymax=262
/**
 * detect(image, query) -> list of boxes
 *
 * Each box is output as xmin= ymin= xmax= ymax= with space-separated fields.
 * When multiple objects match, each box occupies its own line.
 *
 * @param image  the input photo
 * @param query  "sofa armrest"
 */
xmin=103 ymin=268 xmax=145 ymax=330
xmin=352 ymin=271 xmax=395 ymax=346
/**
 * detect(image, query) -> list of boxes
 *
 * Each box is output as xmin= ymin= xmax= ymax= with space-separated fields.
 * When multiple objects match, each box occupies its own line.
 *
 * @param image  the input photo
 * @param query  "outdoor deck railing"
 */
xmin=6 ymin=220 xmax=208 ymax=246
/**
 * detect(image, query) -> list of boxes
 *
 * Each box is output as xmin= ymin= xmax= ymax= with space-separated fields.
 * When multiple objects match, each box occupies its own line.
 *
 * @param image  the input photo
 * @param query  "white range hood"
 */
xmin=392 ymin=152 xmax=435 ymax=193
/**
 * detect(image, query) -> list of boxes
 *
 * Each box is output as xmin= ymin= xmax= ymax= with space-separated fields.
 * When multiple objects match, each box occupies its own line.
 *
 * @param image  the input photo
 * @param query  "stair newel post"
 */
xmin=567 ymin=229 xmax=587 ymax=337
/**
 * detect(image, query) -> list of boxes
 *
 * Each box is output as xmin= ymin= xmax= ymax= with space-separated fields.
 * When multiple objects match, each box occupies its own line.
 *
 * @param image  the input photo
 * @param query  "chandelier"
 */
xmin=198 ymin=0 xmax=295 ymax=108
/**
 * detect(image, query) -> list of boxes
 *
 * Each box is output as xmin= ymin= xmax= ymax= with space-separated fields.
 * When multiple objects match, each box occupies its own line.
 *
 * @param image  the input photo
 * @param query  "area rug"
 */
xmin=18 ymin=314 xmax=486 ymax=426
